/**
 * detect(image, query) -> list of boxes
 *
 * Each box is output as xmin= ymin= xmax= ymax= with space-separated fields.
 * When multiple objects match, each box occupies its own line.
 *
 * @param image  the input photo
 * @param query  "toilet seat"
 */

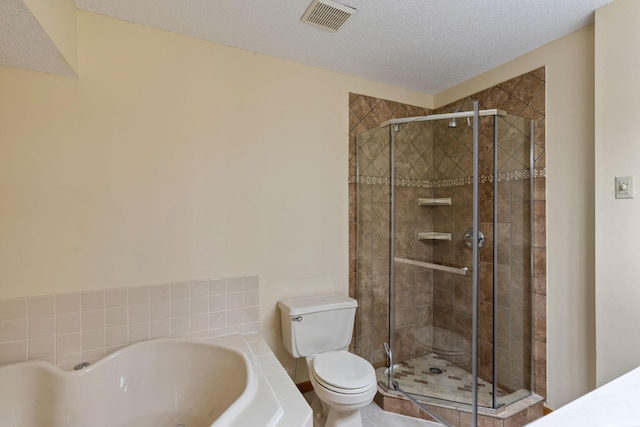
xmin=312 ymin=351 xmax=376 ymax=395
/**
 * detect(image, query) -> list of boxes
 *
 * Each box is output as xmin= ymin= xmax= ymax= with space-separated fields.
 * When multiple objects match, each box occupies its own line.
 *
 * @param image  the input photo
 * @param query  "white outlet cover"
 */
xmin=615 ymin=176 xmax=635 ymax=199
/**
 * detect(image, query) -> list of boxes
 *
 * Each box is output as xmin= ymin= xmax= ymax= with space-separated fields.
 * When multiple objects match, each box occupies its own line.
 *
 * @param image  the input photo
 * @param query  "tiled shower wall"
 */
xmin=0 ymin=275 xmax=260 ymax=369
xmin=348 ymin=67 xmax=547 ymax=398
xmin=349 ymin=96 xmax=432 ymax=367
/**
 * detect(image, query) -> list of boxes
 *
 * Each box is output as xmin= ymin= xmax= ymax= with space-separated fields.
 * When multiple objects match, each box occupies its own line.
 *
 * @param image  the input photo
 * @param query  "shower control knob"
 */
xmin=463 ymin=228 xmax=485 ymax=249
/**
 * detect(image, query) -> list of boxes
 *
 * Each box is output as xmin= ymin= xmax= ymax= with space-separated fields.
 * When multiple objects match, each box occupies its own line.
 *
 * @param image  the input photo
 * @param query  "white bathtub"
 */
xmin=0 ymin=333 xmax=284 ymax=427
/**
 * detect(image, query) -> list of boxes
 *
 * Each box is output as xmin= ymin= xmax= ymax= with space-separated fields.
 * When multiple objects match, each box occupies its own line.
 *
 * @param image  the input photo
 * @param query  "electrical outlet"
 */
xmin=615 ymin=176 xmax=635 ymax=199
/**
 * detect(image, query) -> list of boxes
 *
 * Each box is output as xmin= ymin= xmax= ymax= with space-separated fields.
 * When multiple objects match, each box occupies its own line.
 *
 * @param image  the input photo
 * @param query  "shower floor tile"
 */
xmin=375 ymin=352 xmax=527 ymax=408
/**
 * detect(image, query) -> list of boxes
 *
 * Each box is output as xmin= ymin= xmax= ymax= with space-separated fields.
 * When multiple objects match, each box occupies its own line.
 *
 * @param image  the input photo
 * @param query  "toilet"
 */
xmin=278 ymin=294 xmax=377 ymax=427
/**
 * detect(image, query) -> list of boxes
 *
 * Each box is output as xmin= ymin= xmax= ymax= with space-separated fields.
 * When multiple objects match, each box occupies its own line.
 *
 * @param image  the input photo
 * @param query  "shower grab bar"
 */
xmin=394 ymin=257 xmax=468 ymax=276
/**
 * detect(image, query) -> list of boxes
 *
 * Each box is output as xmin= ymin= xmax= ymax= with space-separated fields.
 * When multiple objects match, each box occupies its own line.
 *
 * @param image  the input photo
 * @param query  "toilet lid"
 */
xmin=313 ymin=351 xmax=375 ymax=391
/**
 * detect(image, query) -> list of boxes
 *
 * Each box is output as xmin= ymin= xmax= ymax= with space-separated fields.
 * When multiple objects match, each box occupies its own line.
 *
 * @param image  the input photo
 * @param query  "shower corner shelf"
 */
xmin=417 ymin=198 xmax=451 ymax=206
xmin=417 ymin=232 xmax=452 ymax=241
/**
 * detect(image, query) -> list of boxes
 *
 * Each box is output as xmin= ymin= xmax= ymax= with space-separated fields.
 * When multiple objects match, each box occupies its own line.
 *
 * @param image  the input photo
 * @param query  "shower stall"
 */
xmin=355 ymin=101 xmax=535 ymax=424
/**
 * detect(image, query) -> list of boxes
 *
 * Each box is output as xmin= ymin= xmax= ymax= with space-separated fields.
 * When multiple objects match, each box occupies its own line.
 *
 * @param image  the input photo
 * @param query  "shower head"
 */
xmin=448 ymin=116 xmax=472 ymax=128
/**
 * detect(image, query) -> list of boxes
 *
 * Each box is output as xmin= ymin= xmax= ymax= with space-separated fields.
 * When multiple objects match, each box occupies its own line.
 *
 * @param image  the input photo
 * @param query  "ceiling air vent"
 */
xmin=301 ymin=0 xmax=356 ymax=32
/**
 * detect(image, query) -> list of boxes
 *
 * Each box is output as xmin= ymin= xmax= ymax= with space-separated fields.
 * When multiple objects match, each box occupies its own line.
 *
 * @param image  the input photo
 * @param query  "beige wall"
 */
xmin=436 ymin=27 xmax=596 ymax=409
xmin=595 ymin=0 xmax=640 ymax=386
xmin=0 ymin=11 xmax=430 ymax=357
xmin=1 ymin=5 xmax=601 ymax=411
xmin=22 ymin=0 xmax=78 ymax=73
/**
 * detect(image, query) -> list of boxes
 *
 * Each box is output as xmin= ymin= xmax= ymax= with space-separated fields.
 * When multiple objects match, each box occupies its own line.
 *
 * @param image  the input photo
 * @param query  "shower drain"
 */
xmin=429 ymin=367 xmax=443 ymax=375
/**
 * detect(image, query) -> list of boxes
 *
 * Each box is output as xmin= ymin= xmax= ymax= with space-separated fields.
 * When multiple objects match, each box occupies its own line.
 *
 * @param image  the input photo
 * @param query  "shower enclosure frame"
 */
xmin=356 ymin=101 xmax=535 ymax=427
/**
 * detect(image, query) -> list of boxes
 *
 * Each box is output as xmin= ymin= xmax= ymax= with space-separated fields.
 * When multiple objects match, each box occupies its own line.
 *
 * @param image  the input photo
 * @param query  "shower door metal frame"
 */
xmin=381 ymin=103 xmax=509 ymax=427
xmin=471 ymin=100 xmax=480 ymax=427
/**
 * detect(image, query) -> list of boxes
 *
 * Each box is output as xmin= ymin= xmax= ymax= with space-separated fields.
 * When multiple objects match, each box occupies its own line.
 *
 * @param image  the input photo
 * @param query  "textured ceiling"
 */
xmin=0 ymin=0 xmax=76 ymax=76
xmin=2 ymin=0 xmax=612 ymax=93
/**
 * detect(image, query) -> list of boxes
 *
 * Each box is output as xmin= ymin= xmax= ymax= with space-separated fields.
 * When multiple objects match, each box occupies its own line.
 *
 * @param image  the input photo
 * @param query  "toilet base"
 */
xmin=310 ymin=397 xmax=363 ymax=427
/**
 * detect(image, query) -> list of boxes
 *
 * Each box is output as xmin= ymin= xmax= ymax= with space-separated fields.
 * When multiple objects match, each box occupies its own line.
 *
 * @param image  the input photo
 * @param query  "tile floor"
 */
xmin=303 ymin=391 xmax=440 ymax=427
xmin=376 ymin=352 xmax=528 ymax=408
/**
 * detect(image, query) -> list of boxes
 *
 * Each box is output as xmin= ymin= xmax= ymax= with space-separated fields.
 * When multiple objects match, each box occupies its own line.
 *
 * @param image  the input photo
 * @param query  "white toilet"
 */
xmin=278 ymin=294 xmax=377 ymax=427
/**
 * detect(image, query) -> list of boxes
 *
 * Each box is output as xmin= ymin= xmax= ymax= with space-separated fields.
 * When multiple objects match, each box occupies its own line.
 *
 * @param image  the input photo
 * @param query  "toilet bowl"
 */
xmin=307 ymin=351 xmax=377 ymax=427
xmin=278 ymin=294 xmax=378 ymax=427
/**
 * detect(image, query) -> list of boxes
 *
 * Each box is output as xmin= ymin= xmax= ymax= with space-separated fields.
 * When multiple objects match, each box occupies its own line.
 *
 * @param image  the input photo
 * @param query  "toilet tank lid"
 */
xmin=278 ymin=294 xmax=357 ymax=316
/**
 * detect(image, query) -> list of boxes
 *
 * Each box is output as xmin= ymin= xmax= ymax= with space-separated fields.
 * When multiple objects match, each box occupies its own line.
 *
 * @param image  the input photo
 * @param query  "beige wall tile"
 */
xmin=170 ymin=282 xmax=189 ymax=300
xmin=0 ymin=298 xmax=27 ymax=321
xmin=55 ymin=293 xmax=81 ymax=314
xmin=171 ymin=299 xmax=189 ymax=317
xmin=28 ymin=316 xmax=54 ymax=339
xmin=106 ymin=306 xmax=127 ymax=327
xmin=56 ymin=312 xmax=81 ymax=334
xmin=82 ymin=309 xmax=105 ymax=331
xmin=149 ymin=284 xmax=170 ymax=302
xmin=128 ymin=323 xmax=149 ymax=343
xmin=105 ymin=288 xmax=127 ymax=308
xmin=244 ymin=276 xmax=259 ymax=291
xmin=106 ymin=326 xmax=128 ymax=347
xmin=150 ymin=301 xmax=170 ymax=321
xmin=189 ymin=280 xmax=209 ymax=297
xmin=0 ymin=319 xmax=27 ymax=343
xmin=81 ymin=290 xmax=105 ymax=311
xmin=191 ymin=314 xmax=208 ymax=332
xmin=127 ymin=286 xmax=149 ymax=305
xmin=82 ymin=329 xmax=105 ymax=351
xmin=150 ymin=319 xmax=170 ymax=339
xmin=128 ymin=304 xmax=149 ymax=324
xmin=171 ymin=317 xmax=189 ymax=336
xmin=190 ymin=296 xmax=209 ymax=314
xmin=209 ymin=279 xmax=226 ymax=295
xmin=0 ymin=275 xmax=260 ymax=368
xmin=28 ymin=296 xmax=54 ymax=317
xmin=56 ymin=333 xmax=81 ymax=355
xmin=227 ymin=277 xmax=244 ymax=293
xmin=0 ymin=340 xmax=27 ymax=364
xmin=28 ymin=336 xmax=54 ymax=360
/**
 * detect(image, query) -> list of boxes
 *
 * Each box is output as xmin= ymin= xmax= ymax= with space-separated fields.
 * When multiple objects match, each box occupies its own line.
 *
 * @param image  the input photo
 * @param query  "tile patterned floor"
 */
xmin=303 ymin=391 xmax=440 ymax=427
xmin=376 ymin=352 xmax=527 ymax=408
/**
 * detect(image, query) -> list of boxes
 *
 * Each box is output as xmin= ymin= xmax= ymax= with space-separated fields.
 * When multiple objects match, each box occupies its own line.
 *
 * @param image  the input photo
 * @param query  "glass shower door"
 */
xmin=355 ymin=104 xmax=535 ymax=423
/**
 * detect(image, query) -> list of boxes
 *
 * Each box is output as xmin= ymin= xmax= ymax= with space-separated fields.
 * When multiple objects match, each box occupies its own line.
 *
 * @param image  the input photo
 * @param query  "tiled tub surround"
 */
xmin=0 ymin=275 xmax=261 ymax=369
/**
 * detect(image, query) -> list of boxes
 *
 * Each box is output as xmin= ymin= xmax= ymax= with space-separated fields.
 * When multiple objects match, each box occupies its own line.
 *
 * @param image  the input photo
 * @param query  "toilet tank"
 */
xmin=278 ymin=294 xmax=357 ymax=358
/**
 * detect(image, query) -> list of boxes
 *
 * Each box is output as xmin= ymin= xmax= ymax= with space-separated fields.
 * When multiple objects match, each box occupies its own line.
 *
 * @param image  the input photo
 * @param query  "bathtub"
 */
xmin=0 ymin=333 xmax=284 ymax=427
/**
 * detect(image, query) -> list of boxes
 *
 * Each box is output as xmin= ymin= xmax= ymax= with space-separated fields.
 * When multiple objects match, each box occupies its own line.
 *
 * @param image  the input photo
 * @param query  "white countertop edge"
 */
xmin=526 ymin=365 xmax=640 ymax=426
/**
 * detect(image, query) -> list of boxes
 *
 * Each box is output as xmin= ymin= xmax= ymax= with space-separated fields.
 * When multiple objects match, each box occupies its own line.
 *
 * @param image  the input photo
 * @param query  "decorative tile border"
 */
xmin=0 ymin=275 xmax=260 ymax=369
xmin=350 ymin=167 xmax=546 ymax=188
